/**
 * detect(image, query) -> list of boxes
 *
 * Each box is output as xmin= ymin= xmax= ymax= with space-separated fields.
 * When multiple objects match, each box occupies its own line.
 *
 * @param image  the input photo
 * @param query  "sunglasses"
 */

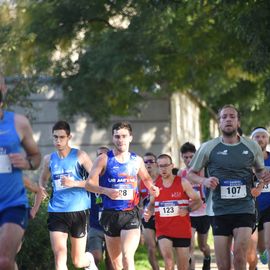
xmin=144 ymin=160 xmax=156 ymax=164
xmin=158 ymin=163 xmax=172 ymax=168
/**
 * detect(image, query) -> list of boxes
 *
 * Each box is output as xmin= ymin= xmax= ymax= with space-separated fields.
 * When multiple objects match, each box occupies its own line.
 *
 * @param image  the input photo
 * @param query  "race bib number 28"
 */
xmin=113 ymin=184 xmax=134 ymax=200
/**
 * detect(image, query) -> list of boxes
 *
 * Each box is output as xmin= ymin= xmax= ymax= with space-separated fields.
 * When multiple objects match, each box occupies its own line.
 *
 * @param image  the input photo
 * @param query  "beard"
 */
xmin=222 ymin=129 xmax=237 ymax=137
xmin=258 ymin=142 xmax=267 ymax=151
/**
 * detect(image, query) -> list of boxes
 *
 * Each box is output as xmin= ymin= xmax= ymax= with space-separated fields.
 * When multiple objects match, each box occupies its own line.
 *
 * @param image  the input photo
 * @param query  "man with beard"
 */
xmin=188 ymin=104 xmax=270 ymax=270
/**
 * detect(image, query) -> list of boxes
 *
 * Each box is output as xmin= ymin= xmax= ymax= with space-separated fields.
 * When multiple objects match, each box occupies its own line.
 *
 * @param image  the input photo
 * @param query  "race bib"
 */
xmin=220 ymin=179 xmax=247 ymax=199
xmin=262 ymin=166 xmax=270 ymax=192
xmin=113 ymin=184 xmax=134 ymax=200
xmin=53 ymin=172 xmax=74 ymax=191
xmin=261 ymin=183 xmax=270 ymax=193
xmin=193 ymin=185 xmax=201 ymax=197
xmin=0 ymin=154 xmax=12 ymax=173
xmin=159 ymin=201 xmax=180 ymax=217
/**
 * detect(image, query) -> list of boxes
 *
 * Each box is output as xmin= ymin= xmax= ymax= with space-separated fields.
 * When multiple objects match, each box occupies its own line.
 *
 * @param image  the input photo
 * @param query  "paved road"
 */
xmin=161 ymin=249 xmax=268 ymax=269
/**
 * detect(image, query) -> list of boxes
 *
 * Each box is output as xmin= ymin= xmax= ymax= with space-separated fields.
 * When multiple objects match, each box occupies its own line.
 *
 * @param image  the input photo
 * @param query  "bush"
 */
xmin=17 ymin=195 xmax=54 ymax=269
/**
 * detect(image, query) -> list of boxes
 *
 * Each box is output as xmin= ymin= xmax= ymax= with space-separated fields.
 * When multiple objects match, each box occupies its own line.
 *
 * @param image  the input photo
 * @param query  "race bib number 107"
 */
xmin=220 ymin=179 xmax=247 ymax=199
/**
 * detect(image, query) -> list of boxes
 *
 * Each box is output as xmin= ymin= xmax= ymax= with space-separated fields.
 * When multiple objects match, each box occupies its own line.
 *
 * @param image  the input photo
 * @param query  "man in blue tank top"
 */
xmin=0 ymin=76 xmax=41 ymax=270
xmin=32 ymin=120 xmax=97 ymax=270
xmin=85 ymin=121 xmax=159 ymax=270
xmin=188 ymin=105 xmax=270 ymax=270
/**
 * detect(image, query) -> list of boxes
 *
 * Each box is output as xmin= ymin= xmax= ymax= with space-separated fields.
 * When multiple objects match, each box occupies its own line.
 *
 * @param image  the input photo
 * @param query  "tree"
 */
xmin=1 ymin=0 xmax=270 ymax=131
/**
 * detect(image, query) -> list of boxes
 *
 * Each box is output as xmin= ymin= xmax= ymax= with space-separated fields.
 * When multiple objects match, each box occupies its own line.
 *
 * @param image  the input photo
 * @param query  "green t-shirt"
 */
xmin=189 ymin=136 xmax=264 ymax=215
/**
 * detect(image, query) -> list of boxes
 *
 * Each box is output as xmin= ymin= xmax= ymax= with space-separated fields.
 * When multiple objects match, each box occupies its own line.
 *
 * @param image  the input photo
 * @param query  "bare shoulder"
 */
xmin=136 ymin=155 xmax=144 ymax=165
xmin=40 ymin=154 xmax=51 ymax=173
xmin=15 ymin=113 xmax=31 ymax=129
xmin=43 ymin=154 xmax=51 ymax=166
xmin=77 ymin=149 xmax=91 ymax=160
xmin=181 ymin=177 xmax=191 ymax=189
xmin=97 ymin=152 xmax=108 ymax=165
xmin=14 ymin=113 xmax=32 ymax=139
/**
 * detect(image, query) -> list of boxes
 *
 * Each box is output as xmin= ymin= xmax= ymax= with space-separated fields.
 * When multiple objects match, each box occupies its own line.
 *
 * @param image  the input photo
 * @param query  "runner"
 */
xmin=32 ymin=120 xmax=97 ymax=270
xmin=0 ymin=79 xmax=41 ymax=270
xmin=140 ymin=152 xmax=160 ymax=270
xmin=86 ymin=146 xmax=113 ymax=269
xmin=179 ymin=142 xmax=211 ymax=270
xmin=144 ymin=154 xmax=202 ymax=270
xmin=188 ymin=104 xmax=270 ymax=269
xmin=85 ymin=121 xmax=159 ymax=270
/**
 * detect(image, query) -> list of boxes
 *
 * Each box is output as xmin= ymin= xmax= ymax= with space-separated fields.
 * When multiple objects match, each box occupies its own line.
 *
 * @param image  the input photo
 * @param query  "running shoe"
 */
xmin=85 ymin=252 xmax=98 ymax=270
xmin=202 ymin=256 xmax=211 ymax=270
xmin=259 ymin=250 xmax=268 ymax=265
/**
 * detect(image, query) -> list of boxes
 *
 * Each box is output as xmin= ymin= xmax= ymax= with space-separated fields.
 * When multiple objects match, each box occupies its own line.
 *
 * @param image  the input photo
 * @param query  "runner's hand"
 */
xmin=9 ymin=153 xmax=29 ymax=169
xmin=149 ymin=185 xmax=159 ymax=197
xmin=203 ymin=177 xmax=219 ymax=189
xmin=104 ymin=188 xmax=119 ymax=200
xmin=61 ymin=175 xmax=76 ymax=187
xmin=143 ymin=208 xmax=152 ymax=222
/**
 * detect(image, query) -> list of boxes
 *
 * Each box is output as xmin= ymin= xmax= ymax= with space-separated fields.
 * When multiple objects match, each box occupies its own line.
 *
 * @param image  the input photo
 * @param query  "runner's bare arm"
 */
xmin=138 ymin=156 xmax=159 ymax=197
xmin=61 ymin=150 xmax=93 ymax=188
xmin=31 ymin=155 xmax=51 ymax=218
xmin=85 ymin=154 xmax=119 ymax=199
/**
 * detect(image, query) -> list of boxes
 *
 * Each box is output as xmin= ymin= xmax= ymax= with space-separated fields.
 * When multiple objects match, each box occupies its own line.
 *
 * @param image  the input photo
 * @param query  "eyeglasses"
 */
xmin=53 ymin=135 xmax=68 ymax=141
xmin=144 ymin=160 xmax=156 ymax=164
xmin=158 ymin=163 xmax=172 ymax=168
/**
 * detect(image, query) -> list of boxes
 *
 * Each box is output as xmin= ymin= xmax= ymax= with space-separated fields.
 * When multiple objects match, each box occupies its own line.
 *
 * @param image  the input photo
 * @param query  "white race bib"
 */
xmin=220 ymin=179 xmax=247 ymax=199
xmin=0 ymin=154 xmax=12 ymax=173
xmin=159 ymin=201 xmax=180 ymax=217
xmin=53 ymin=172 xmax=74 ymax=191
xmin=261 ymin=183 xmax=270 ymax=193
xmin=113 ymin=184 xmax=134 ymax=200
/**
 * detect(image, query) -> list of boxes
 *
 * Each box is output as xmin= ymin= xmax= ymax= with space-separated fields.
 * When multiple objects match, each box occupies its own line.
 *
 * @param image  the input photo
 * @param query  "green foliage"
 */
xmin=1 ymin=1 xmax=270 ymax=131
xmin=17 ymin=195 xmax=54 ymax=270
xmin=17 ymin=193 xmax=78 ymax=270
xmin=199 ymin=107 xmax=211 ymax=142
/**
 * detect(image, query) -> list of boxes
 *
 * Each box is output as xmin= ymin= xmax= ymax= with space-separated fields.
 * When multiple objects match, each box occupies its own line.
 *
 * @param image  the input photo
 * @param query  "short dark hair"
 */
xmin=180 ymin=142 xmax=196 ymax=154
xmin=157 ymin=154 xmax=172 ymax=164
xmin=52 ymin=120 xmax=71 ymax=136
xmin=218 ymin=104 xmax=240 ymax=121
xmin=143 ymin=152 xmax=157 ymax=161
xmin=96 ymin=146 xmax=109 ymax=157
xmin=112 ymin=122 xmax=132 ymax=135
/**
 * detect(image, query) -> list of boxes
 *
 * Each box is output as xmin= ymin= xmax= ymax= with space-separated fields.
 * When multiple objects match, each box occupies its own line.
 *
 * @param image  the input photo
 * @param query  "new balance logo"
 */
xmin=217 ymin=150 xmax=228 ymax=155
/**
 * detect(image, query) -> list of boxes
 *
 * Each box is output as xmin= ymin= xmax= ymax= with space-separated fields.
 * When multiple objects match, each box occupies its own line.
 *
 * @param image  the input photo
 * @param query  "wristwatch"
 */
xmin=28 ymin=158 xmax=35 ymax=170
